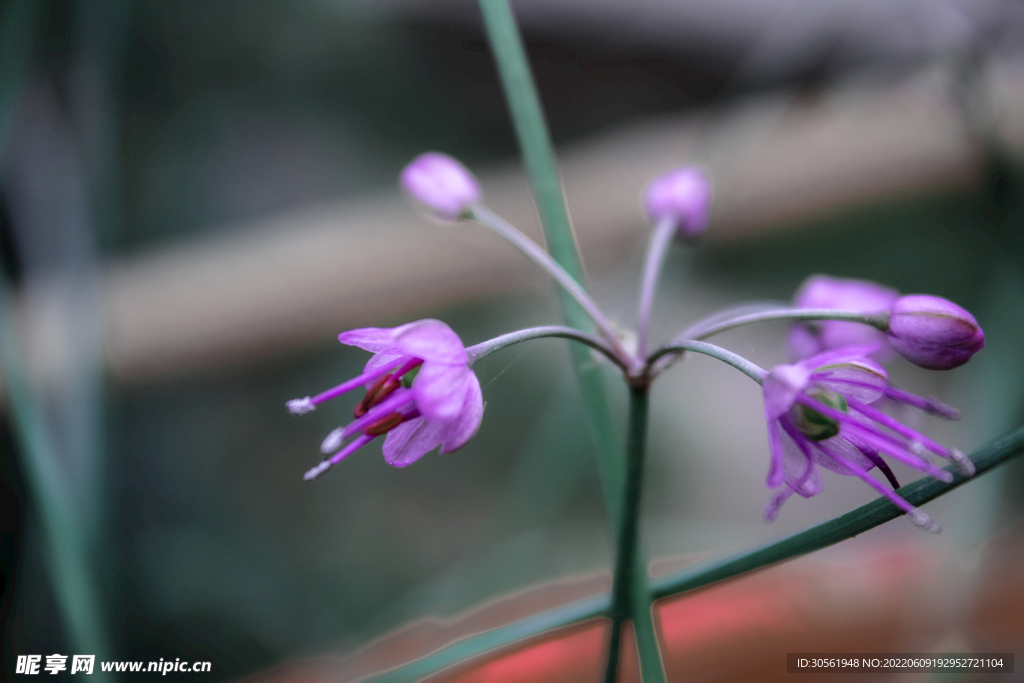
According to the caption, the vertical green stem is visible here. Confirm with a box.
[477,0,626,521]
[605,388,665,682]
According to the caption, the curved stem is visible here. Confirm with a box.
[465,325,629,374]
[681,308,890,342]
[470,204,630,364]
[605,388,665,683]
[635,217,676,364]
[649,340,767,384]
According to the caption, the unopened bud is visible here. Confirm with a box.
[643,166,712,239]
[400,152,481,220]
[887,295,985,370]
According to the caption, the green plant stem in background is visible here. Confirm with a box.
[0,0,113,674]
[605,388,666,683]
[0,283,113,668]
[477,0,626,522]
[363,425,1024,683]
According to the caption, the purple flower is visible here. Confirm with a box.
[887,295,985,370]
[400,152,481,220]
[288,319,483,478]
[762,344,968,532]
[789,275,899,360]
[643,166,712,239]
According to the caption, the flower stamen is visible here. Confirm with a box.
[363,412,407,436]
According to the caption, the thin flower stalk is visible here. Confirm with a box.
[469,203,631,364]
[464,325,628,373]
[635,215,676,363]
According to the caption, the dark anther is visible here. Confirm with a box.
[354,374,401,418]
[363,412,405,437]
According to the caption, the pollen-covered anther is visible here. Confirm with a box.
[304,460,332,481]
[320,428,344,454]
[907,509,942,534]
[287,397,315,415]
[950,448,976,477]
[363,412,407,437]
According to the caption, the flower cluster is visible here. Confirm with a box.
[287,150,986,535]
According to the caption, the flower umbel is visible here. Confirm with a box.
[288,319,483,478]
[762,344,967,532]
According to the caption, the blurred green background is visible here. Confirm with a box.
[2,1,1024,681]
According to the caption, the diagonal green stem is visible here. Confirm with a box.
[605,388,665,682]
[361,425,1024,683]
[477,0,626,523]
[0,282,113,665]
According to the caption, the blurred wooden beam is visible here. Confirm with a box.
[17,68,1024,384]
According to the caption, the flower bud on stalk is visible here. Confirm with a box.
[643,166,712,239]
[887,295,985,370]
[400,152,481,220]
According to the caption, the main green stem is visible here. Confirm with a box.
[478,0,626,522]
[605,388,665,682]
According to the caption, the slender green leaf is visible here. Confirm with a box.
[360,426,1024,683]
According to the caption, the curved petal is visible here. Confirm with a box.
[413,363,474,422]
[393,319,467,365]
[439,372,484,453]
[779,420,823,497]
[763,364,811,419]
[813,431,875,475]
[382,417,445,467]
[339,327,404,355]
[765,418,786,488]
[811,358,887,403]
[796,343,882,372]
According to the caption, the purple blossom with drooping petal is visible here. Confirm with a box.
[789,275,900,361]
[761,343,968,532]
[400,152,481,220]
[643,166,712,239]
[288,319,483,478]
[887,295,985,370]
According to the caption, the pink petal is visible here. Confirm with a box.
[765,419,786,488]
[413,363,475,422]
[338,327,405,355]
[796,343,882,372]
[393,319,467,365]
[382,417,445,467]
[763,364,811,419]
[811,358,887,403]
[439,372,484,453]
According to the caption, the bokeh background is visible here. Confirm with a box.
[2,1,1024,681]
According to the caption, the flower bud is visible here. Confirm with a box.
[887,295,985,370]
[643,166,712,239]
[789,275,899,360]
[401,152,481,220]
